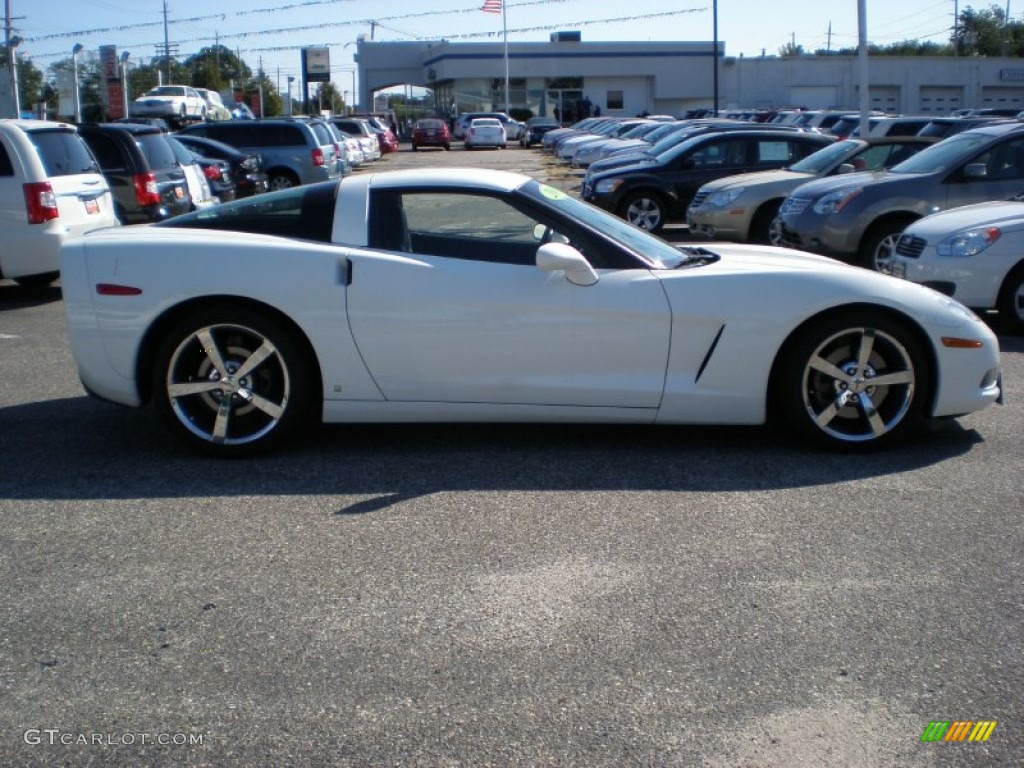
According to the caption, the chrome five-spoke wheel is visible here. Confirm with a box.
[779,312,929,448]
[156,308,312,454]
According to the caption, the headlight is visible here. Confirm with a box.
[707,187,745,208]
[936,226,1001,257]
[594,178,624,195]
[812,187,862,215]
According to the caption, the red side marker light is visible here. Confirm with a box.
[96,283,143,296]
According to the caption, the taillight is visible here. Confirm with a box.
[202,164,222,181]
[23,182,59,224]
[132,172,161,207]
[312,147,325,167]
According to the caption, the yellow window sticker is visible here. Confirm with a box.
[539,184,568,201]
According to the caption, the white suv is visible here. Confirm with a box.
[0,120,118,286]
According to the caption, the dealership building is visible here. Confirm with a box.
[353,34,1024,119]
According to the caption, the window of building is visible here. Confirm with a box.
[606,90,624,110]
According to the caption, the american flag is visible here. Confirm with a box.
[481,0,502,13]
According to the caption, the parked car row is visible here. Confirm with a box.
[0,111,406,285]
[680,117,1024,332]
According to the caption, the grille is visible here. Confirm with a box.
[780,197,810,216]
[690,190,710,208]
[895,234,926,258]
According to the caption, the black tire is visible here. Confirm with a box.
[859,218,913,272]
[776,310,930,450]
[619,190,668,232]
[13,271,59,287]
[750,201,783,244]
[443,143,450,151]
[153,306,316,456]
[268,171,299,191]
[996,262,1024,335]
[411,143,418,151]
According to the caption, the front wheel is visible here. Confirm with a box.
[776,311,929,449]
[750,201,783,244]
[859,219,913,272]
[619,190,667,232]
[153,307,315,455]
[996,262,1024,335]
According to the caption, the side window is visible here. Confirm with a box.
[789,139,825,163]
[853,144,898,171]
[755,140,794,166]
[0,142,13,176]
[371,191,574,266]
[692,139,747,167]
[977,139,1024,180]
[274,126,305,147]
[159,183,336,242]
[83,134,125,171]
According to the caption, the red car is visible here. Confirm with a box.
[411,118,451,151]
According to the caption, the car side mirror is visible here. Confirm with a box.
[536,243,599,286]
[836,163,856,175]
[964,162,988,179]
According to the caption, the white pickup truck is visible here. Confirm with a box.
[131,85,207,120]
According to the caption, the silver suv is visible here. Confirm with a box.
[178,118,342,190]
[0,120,117,286]
[778,121,1024,270]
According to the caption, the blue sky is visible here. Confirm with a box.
[25,0,962,89]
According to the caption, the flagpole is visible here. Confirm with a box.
[502,1,510,113]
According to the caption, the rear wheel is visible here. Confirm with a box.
[153,306,315,456]
[996,262,1024,335]
[268,171,298,191]
[619,190,667,232]
[777,311,929,449]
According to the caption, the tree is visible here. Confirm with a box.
[778,42,805,57]
[957,4,1024,56]
[182,46,251,91]
[1,46,45,112]
[317,81,343,114]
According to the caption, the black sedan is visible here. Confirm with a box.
[173,134,269,199]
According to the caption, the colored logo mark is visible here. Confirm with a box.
[920,720,997,742]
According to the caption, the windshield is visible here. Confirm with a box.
[888,132,994,174]
[148,86,184,97]
[517,179,686,269]
[787,140,860,174]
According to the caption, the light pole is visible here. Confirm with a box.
[72,43,83,123]
[8,34,21,118]
[287,75,294,116]
[120,51,130,119]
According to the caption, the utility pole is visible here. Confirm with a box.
[4,0,20,118]
[163,0,171,82]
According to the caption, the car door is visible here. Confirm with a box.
[666,135,752,209]
[345,188,672,409]
[946,136,1024,207]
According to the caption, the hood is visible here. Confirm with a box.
[700,169,813,192]
[905,200,1024,236]
[683,242,854,273]
[789,169,924,199]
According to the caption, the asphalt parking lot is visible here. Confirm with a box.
[1,142,1022,767]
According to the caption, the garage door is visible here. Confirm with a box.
[919,86,963,114]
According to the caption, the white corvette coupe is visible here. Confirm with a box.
[60,169,1002,455]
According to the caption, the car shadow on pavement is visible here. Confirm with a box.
[0,282,61,310]
[0,395,985,506]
